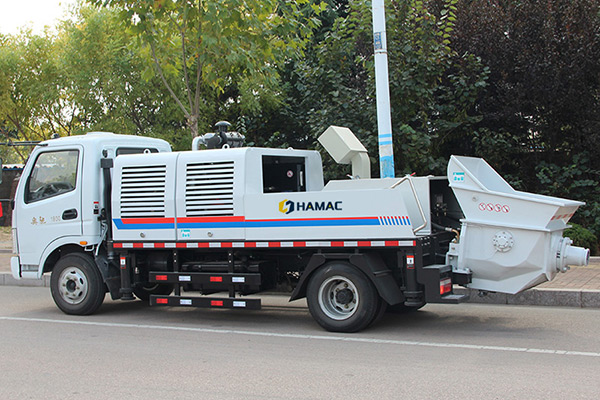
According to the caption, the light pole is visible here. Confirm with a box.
[372,0,395,178]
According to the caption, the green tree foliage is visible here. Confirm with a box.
[0,30,69,161]
[240,0,487,179]
[59,6,188,144]
[453,0,600,236]
[91,0,323,138]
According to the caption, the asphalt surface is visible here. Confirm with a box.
[1,286,599,399]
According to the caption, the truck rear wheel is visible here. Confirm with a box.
[307,262,378,333]
[50,253,105,315]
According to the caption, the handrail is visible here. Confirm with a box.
[389,176,427,233]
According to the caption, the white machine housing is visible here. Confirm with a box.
[111,147,422,243]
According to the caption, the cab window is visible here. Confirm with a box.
[26,150,79,203]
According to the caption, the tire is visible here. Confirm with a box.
[50,253,105,315]
[371,297,388,325]
[133,283,174,302]
[306,262,379,333]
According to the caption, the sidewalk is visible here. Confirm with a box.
[453,259,600,308]
[1,240,599,308]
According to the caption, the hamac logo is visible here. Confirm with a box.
[278,199,294,214]
[279,199,342,214]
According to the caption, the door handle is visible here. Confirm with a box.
[62,209,78,220]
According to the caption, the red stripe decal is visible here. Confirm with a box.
[133,243,143,248]
[113,243,123,248]
[154,243,165,248]
[121,218,175,224]
[247,216,378,222]
[385,240,399,246]
[331,241,345,247]
[178,216,245,223]
[221,242,233,248]
[357,241,371,247]
[293,241,306,247]
[176,243,187,248]
[245,242,257,248]
[268,242,281,247]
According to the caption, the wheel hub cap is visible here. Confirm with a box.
[58,267,88,305]
[318,276,359,321]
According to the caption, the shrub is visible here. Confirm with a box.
[564,223,598,256]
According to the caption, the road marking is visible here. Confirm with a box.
[2,316,600,358]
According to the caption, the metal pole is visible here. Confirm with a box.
[372,0,395,178]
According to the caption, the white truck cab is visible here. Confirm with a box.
[11,132,171,279]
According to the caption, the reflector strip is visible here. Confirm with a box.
[156,298,168,304]
[155,275,168,281]
[178,275,191,282]
[232,277,245,283]
[114,240,416,249]
[440,278,452,295]
[233,301,246,308]
[210,276,223,283]
[211,300,224,307]
[551,213,575,221]
[180,299,192,306]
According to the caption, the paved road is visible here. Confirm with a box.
[1,286,600,399]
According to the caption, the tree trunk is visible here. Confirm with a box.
[188,114,199,138]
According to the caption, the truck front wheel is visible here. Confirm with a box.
[307,262,378,333]
[50,253,105,315]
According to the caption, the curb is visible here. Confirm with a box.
[2,272,599,309]
[1,273,50,287]
[454,287,600,308]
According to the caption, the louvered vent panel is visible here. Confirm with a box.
[120,165,166,218]
[186,161,234,216]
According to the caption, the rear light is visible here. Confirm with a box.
[155,275,168,281]
[211,300,224,307]
[210,276,223,282]
[440,278,452,295]
[156,298,169,304]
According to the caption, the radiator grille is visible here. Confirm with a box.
[186,161,234,216]
[120,165,166,218]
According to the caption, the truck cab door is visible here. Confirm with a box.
[14,146,83,269]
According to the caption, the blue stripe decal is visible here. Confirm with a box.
[182,219,380,228]
[113,219,175,230]
[114,218,381,230]
[248,219,380,228]
[178,222,246,229]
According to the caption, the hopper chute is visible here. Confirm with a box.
[446,155,589,294]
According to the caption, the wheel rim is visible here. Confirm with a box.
[317,275,359,321]
[58,267,88,305]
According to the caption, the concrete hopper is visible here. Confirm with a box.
[446,156,589,294]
